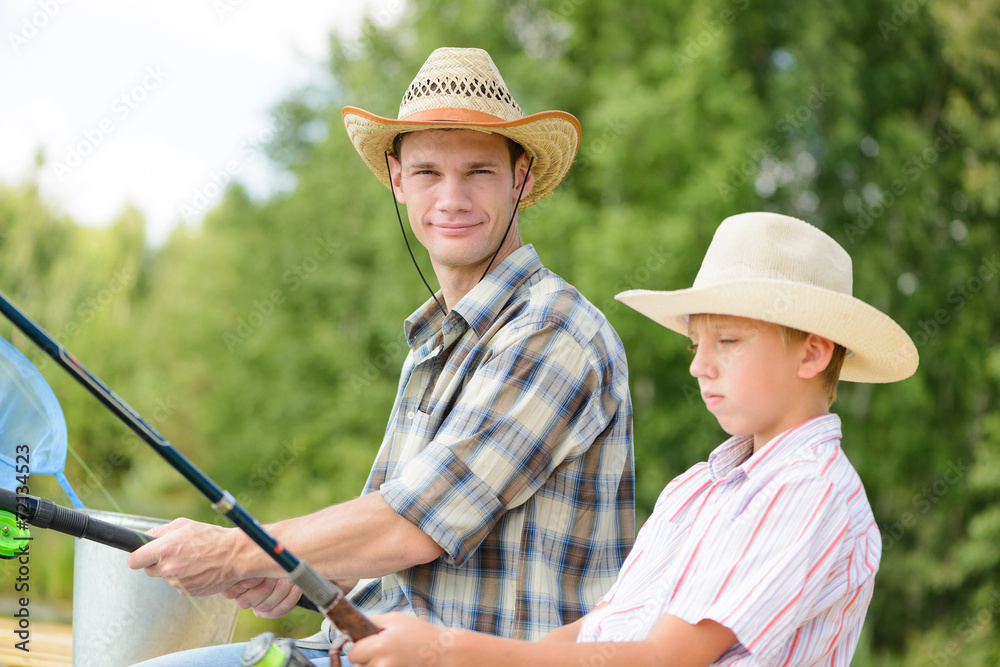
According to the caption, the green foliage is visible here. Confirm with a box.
[1,0,997,661]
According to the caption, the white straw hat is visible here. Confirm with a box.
[616,212,918,383]
[342,47,580,208]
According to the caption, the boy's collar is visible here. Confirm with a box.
[707,414,843,481]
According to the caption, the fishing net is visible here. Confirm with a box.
[0,336,83,508]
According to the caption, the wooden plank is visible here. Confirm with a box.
[0,617,72,667]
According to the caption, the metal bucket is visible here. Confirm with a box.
[72,509,240,666]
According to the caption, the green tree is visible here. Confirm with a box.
[2,0,997,660]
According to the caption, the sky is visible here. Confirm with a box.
[1,0,403,245]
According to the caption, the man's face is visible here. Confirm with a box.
[387,129,533,278]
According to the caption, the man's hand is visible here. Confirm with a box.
[127,518,243,597]
[223,577,303,618]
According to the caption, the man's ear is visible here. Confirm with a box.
[513,154,535,203]
[798,334,835,380]
[387,154,406,204]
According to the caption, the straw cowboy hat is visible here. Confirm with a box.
[616,212,919,383]
[342,47,581,208]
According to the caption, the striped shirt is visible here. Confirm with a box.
[577,414,880,665]
[341,244,634,640]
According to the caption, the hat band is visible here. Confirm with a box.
[400,107,510,123]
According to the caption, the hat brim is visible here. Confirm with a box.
[616,281,918,383]
[342,106,581,209]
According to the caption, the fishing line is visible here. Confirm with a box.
[384,151,534,313]
[0,291,378,639]
[479,155,533,282]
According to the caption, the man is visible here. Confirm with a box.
[129,47,634,666]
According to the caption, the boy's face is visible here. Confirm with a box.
[687,314,823,450]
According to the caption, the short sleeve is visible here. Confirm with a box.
[380,323,610,566]
[665,477,853,659]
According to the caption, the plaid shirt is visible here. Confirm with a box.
[578,414,879,665]
[345,244,634,640]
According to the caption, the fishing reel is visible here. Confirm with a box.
[0,510,30,559]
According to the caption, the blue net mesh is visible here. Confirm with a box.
[0,336,83,508]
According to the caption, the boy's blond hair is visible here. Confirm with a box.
[688,314,847,405]
[776,325,847,405]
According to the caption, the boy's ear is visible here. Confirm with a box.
[798,334,835,380]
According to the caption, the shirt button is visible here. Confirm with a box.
[406,411,415,420]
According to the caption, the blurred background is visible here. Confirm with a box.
[1,0,998,664]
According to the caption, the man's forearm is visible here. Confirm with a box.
[234,491,445,581]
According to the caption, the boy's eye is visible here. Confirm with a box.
[687,343,699,353]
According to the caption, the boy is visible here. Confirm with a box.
[344,212,918,666]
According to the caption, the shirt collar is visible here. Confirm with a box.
[706,413,843,481]
[404,244,544,349]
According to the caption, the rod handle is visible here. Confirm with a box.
[290,559,381,640]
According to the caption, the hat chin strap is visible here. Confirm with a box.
[385,151,448,317]
[478,155,533,282]
[383,153,533,318]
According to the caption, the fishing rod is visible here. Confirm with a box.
[0,487,323,611]
[0,291,373,638]
[0,486,148,553]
